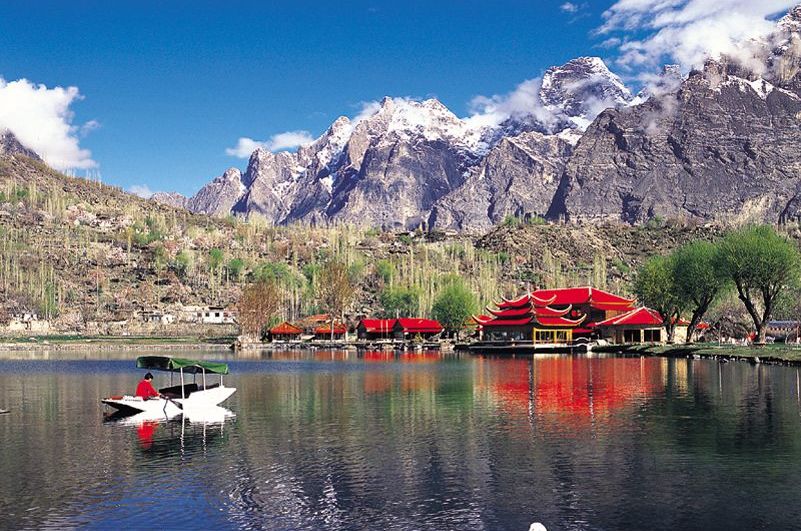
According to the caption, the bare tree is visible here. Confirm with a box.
[316,260,358,340]
[237,280,282,339]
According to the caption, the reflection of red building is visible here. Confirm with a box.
[476,356,664,425]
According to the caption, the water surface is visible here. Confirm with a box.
[2,350,801,530]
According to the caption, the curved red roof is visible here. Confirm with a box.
[535,315,587,327]
[496,293,558,309]
[473,315,534,327]
[533,287,635,308]
[487,306,534,318]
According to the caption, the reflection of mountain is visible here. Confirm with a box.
[7,355,801,529]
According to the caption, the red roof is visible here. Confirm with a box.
[473,315,534,327]
[487,306,533,318]
[395,318,443,334]
[270,321,303,335]
[533,287,635,309]
[536,315,587,327]
[314,323,348,335]
[496,292,557,309]
[358,319,397,333]
[596,307,663,327]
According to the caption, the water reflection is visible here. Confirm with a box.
[3,352,801,530]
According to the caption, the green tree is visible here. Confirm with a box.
[431,276,478,339]
[379,286,420,318]
[208,248,225,273]
[173,250,193,278]
[634,255,684,342]
[375,259,395,285]
[716,225,801,343]
[227,258,246,283]
[673,241,727,343]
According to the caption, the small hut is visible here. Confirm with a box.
[357,319,396,340]
[596,307,665,344]
[393,318,443,340]
[314,323,348,340]
[269,321,303,341]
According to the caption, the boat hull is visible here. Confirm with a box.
[102,386,236,417]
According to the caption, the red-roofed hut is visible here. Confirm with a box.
[596,307,665,343]
[357,319,396,340]
[314,322,348,340]
[269,321,303,341]
[393,318,443,340]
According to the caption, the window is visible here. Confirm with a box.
[555,330,568,343]
[535,330,554,343]
[623,329,641,343]
[643,329,661,343]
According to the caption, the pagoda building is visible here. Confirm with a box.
[474,287,637,344]
[473,292,587,344]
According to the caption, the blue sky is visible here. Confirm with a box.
[0,1,796,196]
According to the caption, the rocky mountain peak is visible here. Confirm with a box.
[540,56,633,128]
[0,130,41,161]
[780,5,801,30]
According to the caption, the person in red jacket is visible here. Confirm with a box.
[136,372,161,399]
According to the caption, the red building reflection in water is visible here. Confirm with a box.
[476,356,665,424]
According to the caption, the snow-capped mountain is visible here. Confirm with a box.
[172,55,635,230]
[539,56,633,130]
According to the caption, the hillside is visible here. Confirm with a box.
[5,147,780,335]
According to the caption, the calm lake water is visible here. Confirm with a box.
[2,350,801,530]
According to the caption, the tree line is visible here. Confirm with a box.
[635,225,800,344]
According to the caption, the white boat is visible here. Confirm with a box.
[102,355,236,417]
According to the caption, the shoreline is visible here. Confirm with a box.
[594,343,801,367]
[0,335,235,352]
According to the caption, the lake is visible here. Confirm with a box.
[2,350,801,530]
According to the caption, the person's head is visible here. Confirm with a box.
[144,372,153,381]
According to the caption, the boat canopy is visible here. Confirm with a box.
[136,356,229,375]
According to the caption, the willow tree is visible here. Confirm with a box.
[237,280,282,339]
[634,254,684,342]
[673,240,727,343]
[716,225,801,344]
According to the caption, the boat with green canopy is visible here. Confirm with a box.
[102,355,236,417]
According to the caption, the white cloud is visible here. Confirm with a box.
[0,77,97,170]
[599,0,797,71]
[226,130,315,158]
[128,184,154,199]
[465,78,562,131]
[561,2,580,13]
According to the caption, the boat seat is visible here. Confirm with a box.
[158,383,199,399]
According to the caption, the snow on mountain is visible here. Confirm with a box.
[539,56,633,129]
[173,56,641,229]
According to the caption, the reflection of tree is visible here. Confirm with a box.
[7,355,801,529]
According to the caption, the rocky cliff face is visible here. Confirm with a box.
[175,57,631,230]
[169,6,801,230]
[0,130,41,161]
[150,192,188,209]
[549,7,801,225]
[431,132,573,231]
[187,167,245,216]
